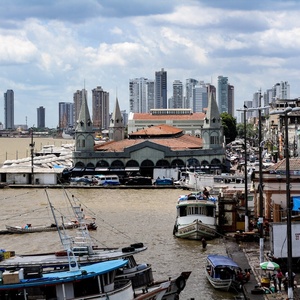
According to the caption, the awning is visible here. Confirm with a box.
[72,167,84,172]
[95,167,109,172]
[125,167,140,171]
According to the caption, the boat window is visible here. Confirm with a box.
[207,207,215,217]
[74,277,100,297]
[179,206,187,216]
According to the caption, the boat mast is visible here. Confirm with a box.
[45,189,79,271]
[62,188,95,255]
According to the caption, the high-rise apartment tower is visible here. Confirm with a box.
[37,106,45,128]
[92,86,109,130]
[155,68,167,109]
[4,89,14,130]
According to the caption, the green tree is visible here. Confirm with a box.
[220,112,237,143]
[236,122,257,145]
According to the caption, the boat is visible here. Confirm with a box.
[173,191,217,240]
[154,177,173,186]
[0,191,191,299]
[5,223,77,233]
[0,257,135,300]
[0,249,173,300]
[205,254,242,292]
[178,170,214,190]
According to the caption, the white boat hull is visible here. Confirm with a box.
[174,219,217,240]
[205,255,242,292]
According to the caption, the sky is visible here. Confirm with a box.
[1,0,300,128]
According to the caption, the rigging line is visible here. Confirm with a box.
[63,189,96,218]
[0,189,40,201]
[93,216,136,241]
[0,206,50,222]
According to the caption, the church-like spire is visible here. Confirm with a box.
[203,91,221,129]
[110,97,123,127]
[76,89,93,132]
[109,97,124,141]
[202,89,223,149]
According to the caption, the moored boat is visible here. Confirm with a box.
[0,255,136,300]
[173,191,217,240]
[5,223,77,233]
[205,254,242,292]
[0,190,191,300]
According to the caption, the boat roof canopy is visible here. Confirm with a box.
[207,255,239,268]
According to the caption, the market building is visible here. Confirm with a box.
[71,91,227,179]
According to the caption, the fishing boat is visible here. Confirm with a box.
[5,223,77,233]
[205,254,242,292]
[0,256,134,300]
[0,249,173,300]
[173,191,217,240]
[0,191,191,299]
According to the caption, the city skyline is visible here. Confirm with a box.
[1,78,294,130]
[1,1,300,127]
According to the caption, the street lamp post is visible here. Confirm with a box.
[270,105,299,300]
[248,93,269,264]
[258,105,264,264]
[29,128,35,185]
[237,106,249,232]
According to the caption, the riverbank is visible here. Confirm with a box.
[1,184,177,189]
[226,236,299,300]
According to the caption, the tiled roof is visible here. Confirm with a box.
[129,124,182,136]
[132,112,205,120]
[267,158,300,171]
[94,135,203,152]
[94,123,203,152]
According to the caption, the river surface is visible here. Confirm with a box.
[0,138,239,300]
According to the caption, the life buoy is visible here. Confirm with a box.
[122,246,135,253]
[130,242,144,249]
[175,275,186,292]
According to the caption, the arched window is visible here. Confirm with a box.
[156,159,170,168]
[171,159,185,168]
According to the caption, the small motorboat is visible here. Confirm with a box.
[205,254,242,292]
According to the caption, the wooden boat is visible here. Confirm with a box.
[205,254,242,292]
[0,191,191,300]
[0,257,135,300]
[173,191,217,240]
[0,251,173,300]
[5,223,77,233]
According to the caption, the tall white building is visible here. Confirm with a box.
[194,81,208,113]
[173,80,183,108]
[129,78,154,113]
[185,78,198,109]
[273,81,290,100]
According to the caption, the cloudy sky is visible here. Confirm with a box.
[1,0,300,128]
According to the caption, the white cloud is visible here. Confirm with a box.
[0,0,300,128]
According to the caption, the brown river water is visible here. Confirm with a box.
[0,138,238,300]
